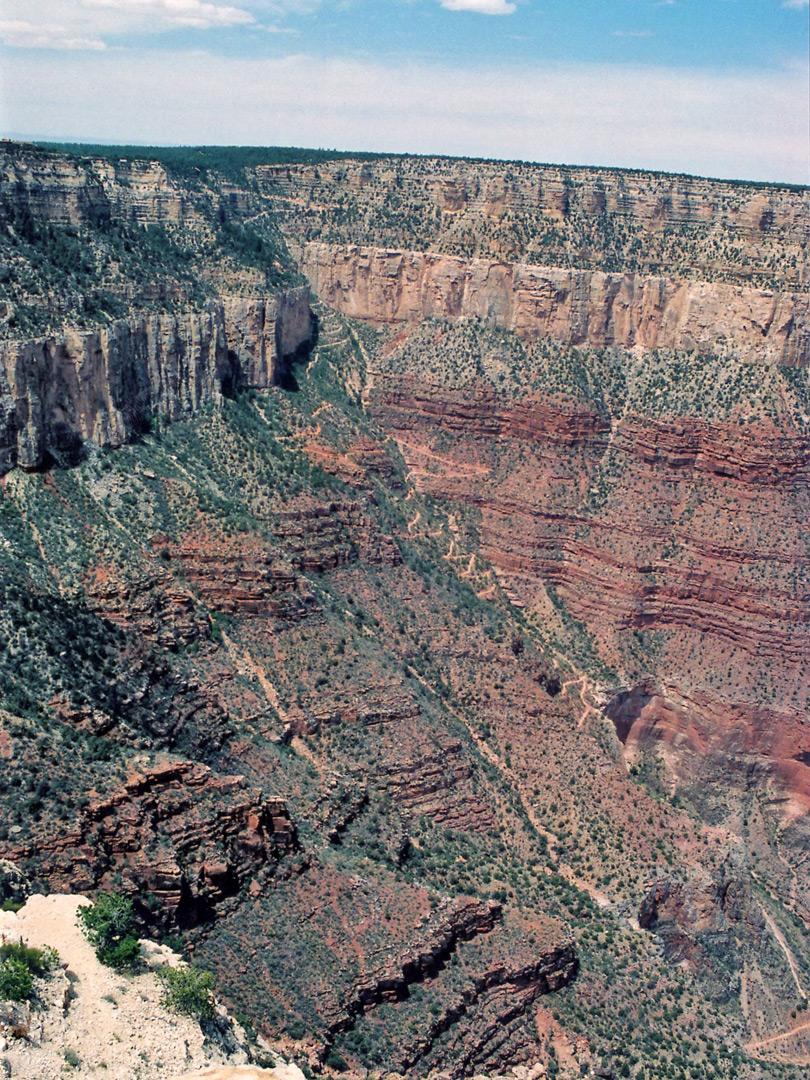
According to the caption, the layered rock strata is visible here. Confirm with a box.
[302,243,808,364]
[261,157,810,288]
[0,760,298,929]
[365,360,810,889]
[638,870,765,967]
[417,943,580,1079]
[336,897,502,1029]
[0,146,188,229]
[0,289,312,473]
[370,379,810,666]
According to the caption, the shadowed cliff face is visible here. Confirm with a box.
[0,290,312,473]
[0,143,316,473]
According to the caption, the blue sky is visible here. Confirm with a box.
[0,1,808,182]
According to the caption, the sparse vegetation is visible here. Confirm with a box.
[0,143,807,1080]
[0,940,59,1001]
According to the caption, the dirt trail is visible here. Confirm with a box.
[404,664,609,910]
[560,674,598,729]
[395,438,490,476]
[746,1018,810,1052]
[172,1069,304,1080]
[759,903,807,1000]
[221,630,287,723]
[460,553,477,578]
[775,843,808,919]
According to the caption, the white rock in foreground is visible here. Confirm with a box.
[0,893,252,1079]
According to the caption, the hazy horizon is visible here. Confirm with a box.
[1,1,808,185]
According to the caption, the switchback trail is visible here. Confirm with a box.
[746,1018,810,1052]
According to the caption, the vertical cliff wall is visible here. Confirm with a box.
[262,158,810,289]
[0,288,312,474]
[302,243,809,366]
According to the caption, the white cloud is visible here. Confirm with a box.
[1,51,807,185]
[0,19,106,49]
[440,0,517,15]
[0,0,261,48]
[781,0,808,8]
[82,0,256,29]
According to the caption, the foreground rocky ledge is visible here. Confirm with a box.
[0,894,256,1079]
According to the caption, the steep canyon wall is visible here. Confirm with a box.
[0,289,312,473]
[303,243,809,365]
[263,157,810,289]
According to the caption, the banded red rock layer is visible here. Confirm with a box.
[191,859,576,1075]
[372,379,810,653]
[368,375,810,831]
[609,683,810,821]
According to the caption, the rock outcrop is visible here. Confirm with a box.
[262,157,810,288]
[0,290,312,473]
[412,942,580,1079]
[302,243,808,365]
[338,898,578,1078]
[638,869,765,968]
[335,897,503,1030]
[0,894,256,1080]
[1,760,298,930]
[0,142,234,232]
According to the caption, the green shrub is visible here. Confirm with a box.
[0,955,32,1001]
[0,941,58,976]
[158,964,215,1020]
[77,894,141,971]
[0,940,58,1000]
[326,1049,348,1072]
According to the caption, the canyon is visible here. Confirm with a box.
[0,142,808,1080]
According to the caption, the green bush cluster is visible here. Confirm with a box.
[77,893,141,971]
[158,964,216,1020]
[0,940,59,1001]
